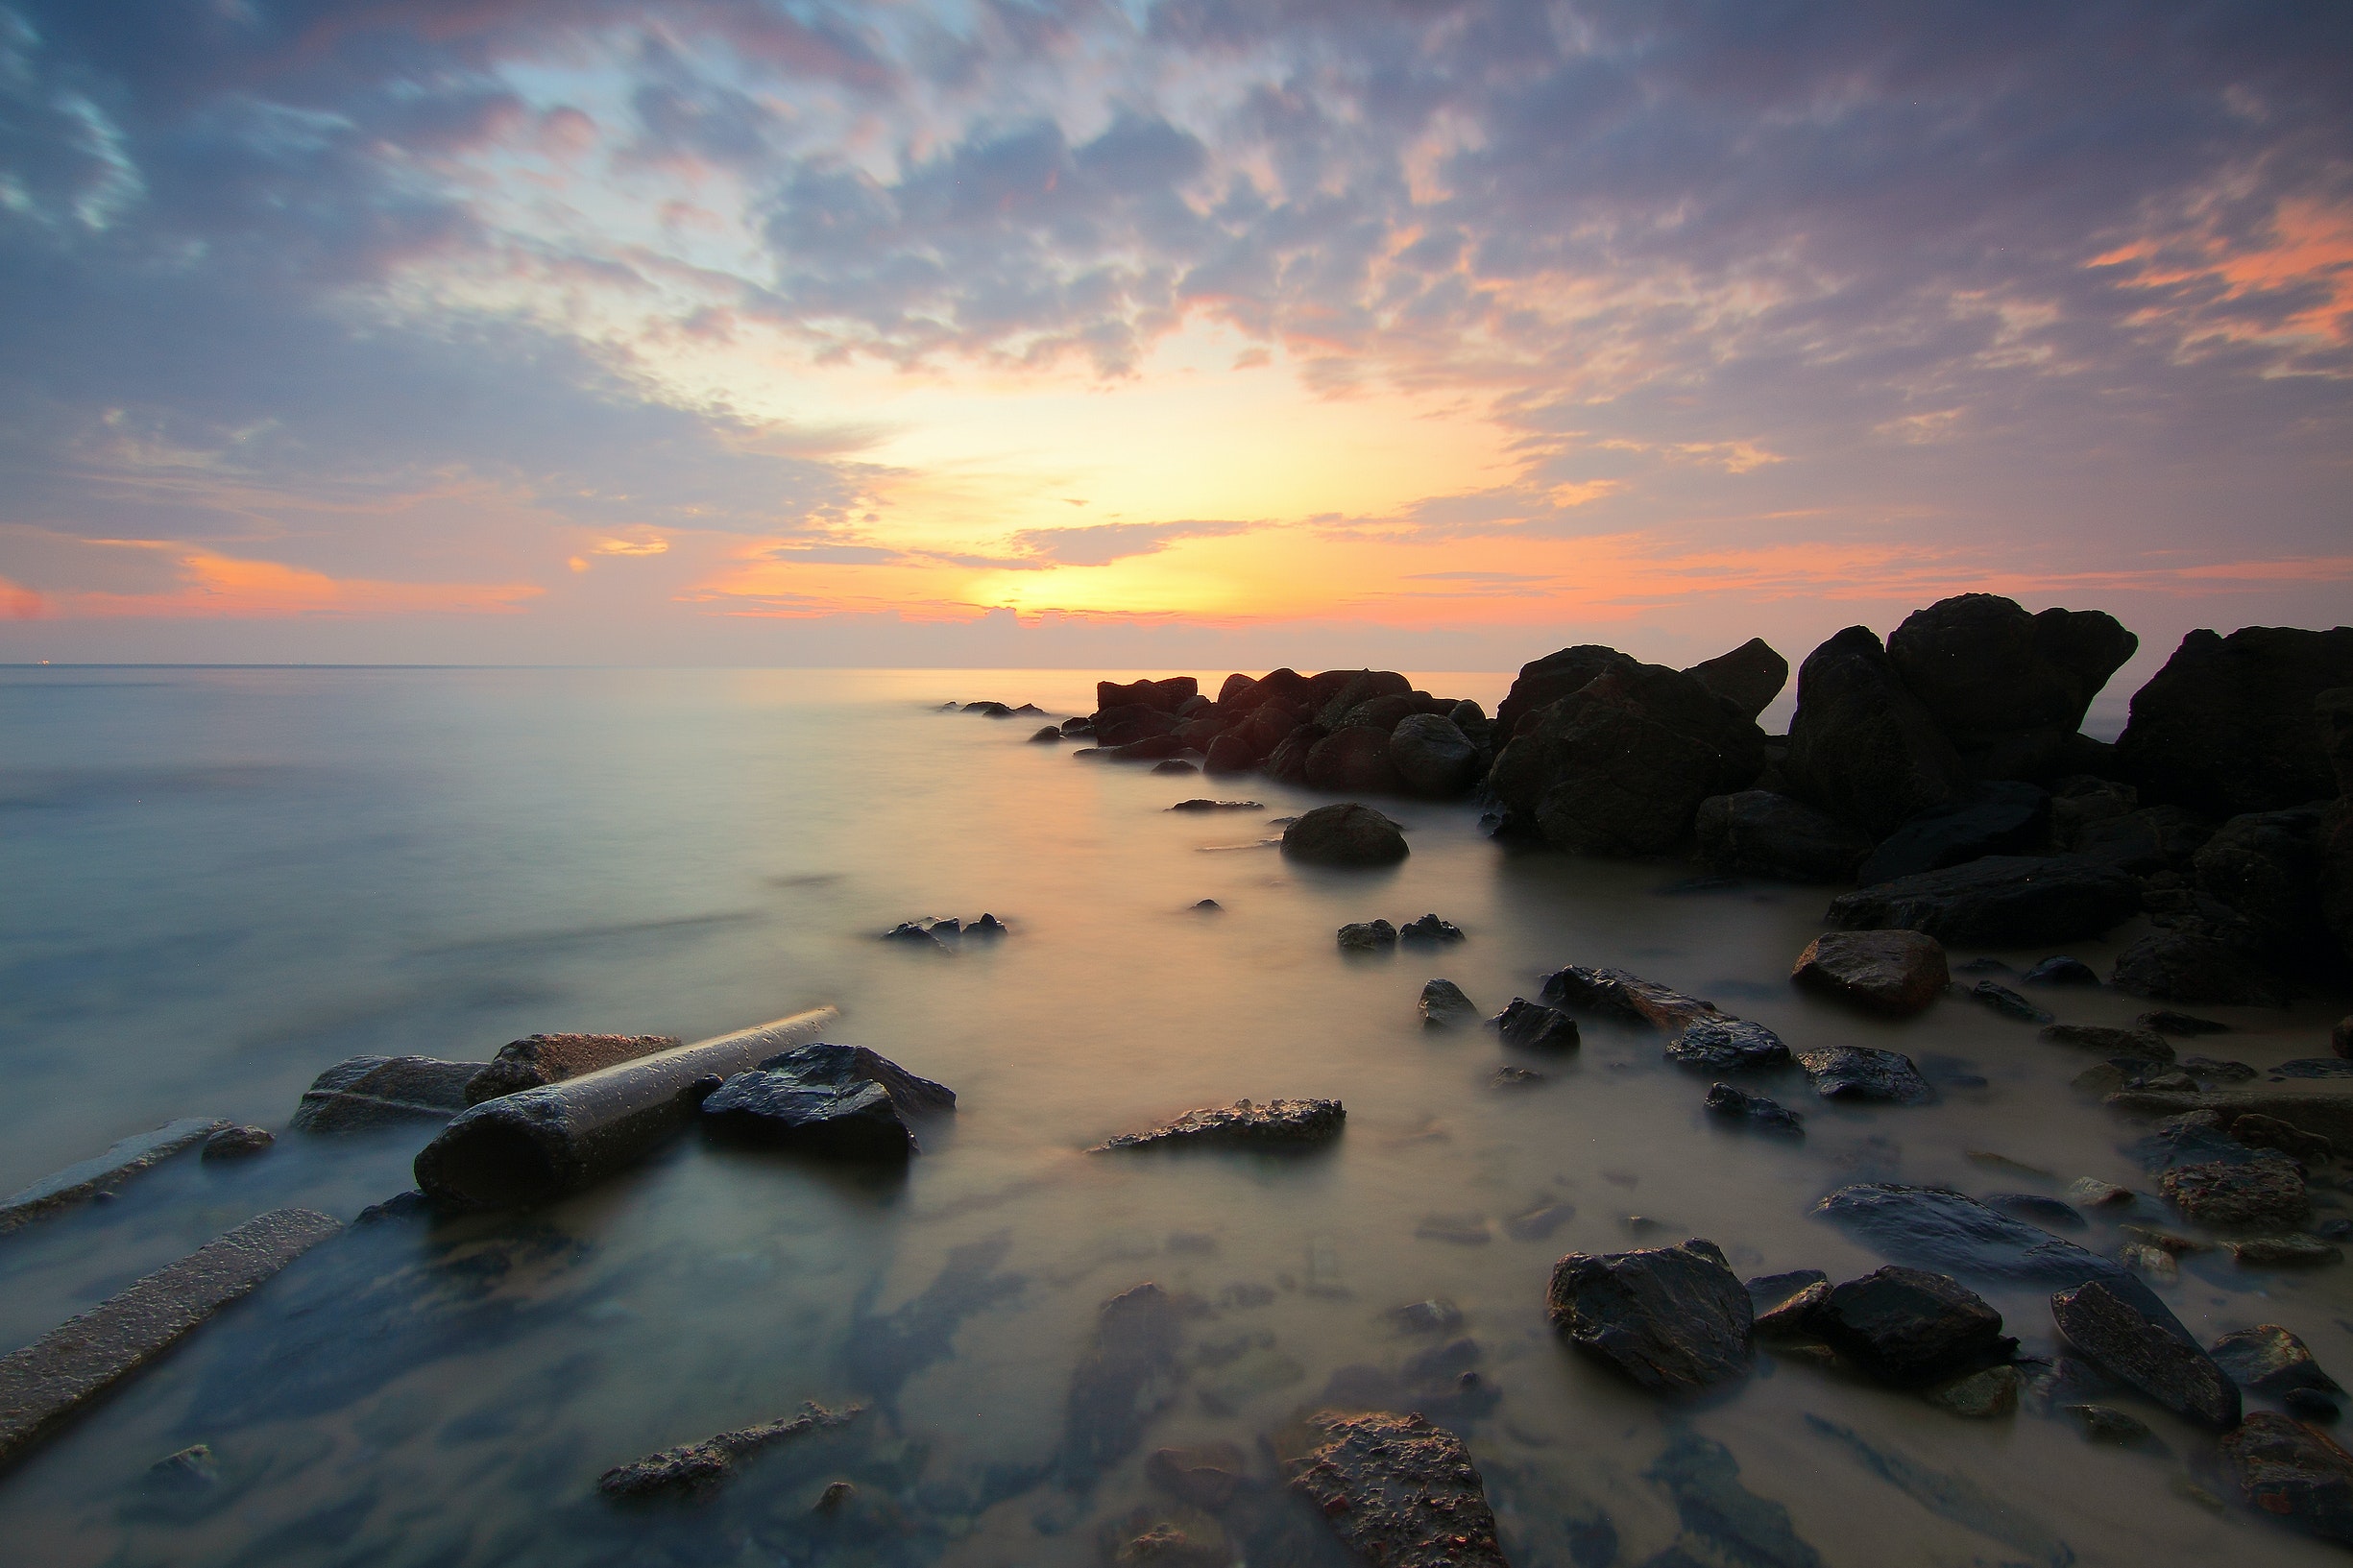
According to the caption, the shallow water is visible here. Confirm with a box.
[1,665,2348,1568]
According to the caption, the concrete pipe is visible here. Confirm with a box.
[414,1007,837,1208]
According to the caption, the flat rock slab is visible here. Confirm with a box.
[1809,1266,2011,1386]
[1825,854,2140,947]
[1546,1238,1753,1393]
[1669,1018,1790,1072]
[0,1207,342,1468]
[1792,930,1950,1016]
[1279,1411,1508,1568]
[292,1055,483,1132]
[0,1118,226,1234]
[2219,1413,2353,1548]
[1796,1047,1934,1103]
[2159,1149,2309,1229]
[2050,1280,2239,1428]
[599,1403,859,1500]
[465,1033,680,1105]
[1094,1098,1343,1152]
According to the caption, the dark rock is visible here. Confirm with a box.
[144,1442,219,1494]
[1095,706,1184,747]
[2195,804,2329,956]
[1099,677,1200,715]
[1419,979,1480,1027]
[1147,1441,1249,1510]
[1858,783,2052,885]
[2233,1113,2334,1160]
[1544,1238,1754,1392]
[1795,1047,1934,1104]
[1107,735,1197,762]
[1970,981,2051,1022]
[1202,731,1255,773]
[702,1044,957,1160]
[2115,625,2353,816]
[464,1033,681,1105]
[1705,1084,1804,1134]
[2050,1280,2240,1428]
[2328,798,2353,968]
[1803,1413,2077,1568]
[2022,955,2099,986]
[1152,759,1200,775]
[882,920,951,947]
[2040,1024,2172,1062]
[2062,1404,2161,1448]
[963,700,1014,716]
[2211,1325,2344,1396]
[0,1118,227,1234]
[2183,1054,2257,1081]
[1807,1266,2012,1386]
[2218,1412,2353,1548]
[1981,1194,2086,1231]
[2230,1234,2344,1267]
[201,1125,275,1161]
[1192,899,1221,911]
[1539,964,1719,1031]
[1666,1017,1791,1072]
[291,1055,482,1132]
[2290,1388,2344,1422]
[1783,626,1968,837]
[1219,668,1313,715]
[1279,1411,1508,1568]
[1062,716,1096,736]
[1645,1427,1823,1568]
[2111,927,2287,1005]
[2139,1009,2228,1035]
[1337,920,1397,952]
[2071,804,2213,874]
[1694,789,1871,882]
[1031,726,1063,742]
[1341,693,1419,733]
[1397,913,1465,944]
[1281,803,1407,867]
[1924,1363,2022,1417]
[1061,1283,1192,1482]
[2341,1016,2353,1058]
[1747,1270,1831,1336]
[1310,669,1413,730]
[2159,1149,2308,1228]
[1305,725,1404,794]
[598,1404,859,1500]
[1167,798,1263,812]
[1493,644,1634,736]
[1885,594,2136,781]
[1824,855,2139,946]
[1093,1099,1344,1152]
[1682,637,1790,721]
[1491,1066,1545,1089]
[1791,929,1949,1016]
[968,912,1007,937]
[1491,998,1581,1051]
[2050,774,2138,843]
[1813,1184,2180,1313]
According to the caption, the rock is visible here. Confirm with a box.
[1801,1413,2076,1568]
[1305,725,1404,793]
[1545,1238,1754,1392]
[598,1403,859,1500]
[2111,927,2286,1006]
[2327,801,2353,968]
[1694,790,1871,882]
[1885,594,2137,780]
[1152,759,1200,775]
[1062,715,1096,736]
[1279,1411,1508,1568]
[1705,1083,1804,1134]
[1795,1047,1934,1104]
[1339,693,1419,733]
[1490,998,1581,1051]
[2231,1235,2343,1267]
[1682,637,1789,720]
[1923,1364,2020,1418]
[1539,964,1721,1031]
[1167,799,1263,812]
[702,1044,956,1160]
[2160,1149,2309,1228]
[1503,1200,1576,1240]
[1107,736,1197,762]
[1974,1194,2083,1232]
[1147,1442,1249,1509]
[2139,1008,2228,1035]
[1396,913,1465,944]
[1219,668,1314,715]
[2217,1411,2353,1549]
[290,1055,482,1132]
[144,1442,219,1493]
[1644,1427,1824,1568]
[2063,1404,2161,1448]
[1388,714,1482,797]
[2022,955,2099,985]
[2183,1055,2257,1082]
[968,912,1008,937]
[1310,669,1414,729]
[1666,1017,1791,1072]
[2039,1024,2172,1062]
[1202,732,1255,773]
[1031,726,1063,742]
[0,1118,226,1234]
[882,920,951,947]
[464,1033,681,1105]
[963,700,1014,715]
[1061,1283,1192,1481]
[2050,1279,2238,1427]
[2212,1325,2344,1395]
[1969,981,2051,1022]
[1094,1099,1344,1152]
[1419,979,1480,1028]
[2233,1112,2334,1160]
[0,1207,344,1468]
[1747,1270,1831,1336]
[2195,804,2329,956]
[201,1125,274,1161]
[1099,677,1200,715]
[1783,625,1968,837]
[2065,1178,2134,1209]
[1807,1266,2012,1386]
[1824,855,2140,947]
[1192,899,1221,912]
[2115,625,2353,816]
[1336,919,1397,951]
[2071,803,2215,875]
[1791,929,1949,1016]
[1814,1183,2182,1318]
[1858,784,2052,886]
[1493,644,1634,736]
[1491,1066,1545,1089]
[2339,1016,2353,1057]
[1281,803,1407,867]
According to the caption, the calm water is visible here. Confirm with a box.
[0,666,2346,1568]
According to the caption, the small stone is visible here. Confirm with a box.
[2024,955,2101,986]
[2230,1234,2344,1268]
[1418,979,1479,1027]
[2138,1009,2229,1036]
[1490,998,1580,1051]
[1969,981,2052,1023]
[201,1125,274,1161]
[1745,1270,1831,1337]
[1704,1083,1804,1134]
[2119,1243,2177,1281]
[1193,899,1222,911]
[1791,929,1950,1016]
[1337,920,1396,951]
[1388,1299,1464,1336]
[1923,1364,2019,1418]
[145,1443,219,1491]
[815,1481,856,1511]
[1396,914,1466,944]
[1503,1201,1576,1241]
[2160,1149,2309,1228]
[2061,1404,2162,1449]
[1167,799,1264,811]
[2120,1224,2212,1255]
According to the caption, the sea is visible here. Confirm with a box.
[0,665,2345,1567]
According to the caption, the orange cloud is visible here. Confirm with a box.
[6,546,541,619]
[2093,197,2353,352]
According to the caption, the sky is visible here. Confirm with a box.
[0,0,2347,680]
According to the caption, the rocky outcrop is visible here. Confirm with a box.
[598,1404,859,1500]
[1337,919,1397,951]
[2050,1280,2239,1428]
[1494,644,1634,737]
[1397,914,1465,944]
[2115,626,2353,815]
[1545,1238,1754,1392]
[701,1043,957,1159]
[1279,1411,1508,1568]
[1790,929,1949,1016]
[1682,637,1789,721]
[291,1055,482,1132]
[1884,594,2135,782]
[1856,783,2051,885]
[1824,855,2139,946]
[1695,790,1871,882]
[1807,1266,2012,1386]
[1281,803,1407,867]
[1389,714,1482,797]
[1093,1098,1344,1151]
[2218,1413,2353,1550]
[1783,626,1968,838]
[464,1033,681,1105]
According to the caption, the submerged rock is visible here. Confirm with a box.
[1923,1364,2021,1418]
[598,1403,859,1500]
[464,1032,681,1105]
[201,1125,274,1161]
[1279,1411,1508,1568]
[1807,1266,2011,1386]
[1336,919,1397,951]
[291,1055,481,1132]
[2040,1024,2173,1062]
[1790,929,1949,1016]
[2062,1404,2161,1449]
[1281,803,1408,867]
[1545,1238,1754,1393]
[1824,855,2139,947]
[1668,1018,1791,1072]
[2159,1149,2309,1229]
[2023,955,2100,985]
[1093,1099,1344,1152]
[0,1118,227,1234]
[2218,1412,2353,1550]
[2051,1280,2238,1428]
[1397,913,1466,944]
[2231,1235,2344,1268]
[1645,1426,1823,1568]
[1795,1047,1934,1104]
[1491,997,1582,1051]
[1062,1283,1192,1482]
[1980,1194,2085,1232]
[1813,1184,2179,1318]
[1166,799,1264,811]
[1969,981,2051,1023]
[700,1043,957,1160]
[1419,979,1480,1028]
[1802,1414,2075,1568]
[1694,790,1871,883]
[1705,1083,1804,1134]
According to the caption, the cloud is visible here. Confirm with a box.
[1009,519,1257,567]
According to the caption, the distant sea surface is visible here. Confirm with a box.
[0,666,2333,1568]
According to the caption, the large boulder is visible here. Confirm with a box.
[1885,594,2136,781]
[2195,804,2330,958]
[1825,854,2139,946]
[2115,626,2353,816]
[2111,926,2287,1006]
[1695,790,1870,882]
[1493,645,1633,737]
[1790,930,1949,1016]
[1388,714,1481,797]
[1783,626,1968,838]
[2326,798,2353,969]
[1097,677,1198,715]
[1305,726,1404,794]
[1486,663,1765,855]
[1339,693,1419,733]
[1282,803,1408,866]
[1312,669,1413,729]
[2069,804,2213,875]
[1220,668,1314,715]
[1856,783,2050,885]
[1681,637,1788,721]
[1262,723,1328,785]
[1806,1266,2011,1386]
[1545,1239,1753,1392]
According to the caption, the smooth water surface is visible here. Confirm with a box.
[1,667,2346,1568]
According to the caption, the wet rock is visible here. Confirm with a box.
[2218,1411,2353,1548]
[1924,1364,2021,1418]
[1747,1270,1831,1336]
[1814,1184,2178,1323]
[2072,803,2216,876]
[1336,919,1397,952]
[1305,726,1405,794]
[1419,979,1480,1028]
[968,912,1007,937]
[2231,1235,2343,1267]
[2159,1149,2309,1228]
[1153,759,1201,775]
[963,700,1014,716]
[1146,1442,1250,1510]
[1858,784,2053,885]
[1802,1413,2075,1568]
[598,1403,859,1500]
[1974,1194,2081,1234]
[2051,1280,2239,1428]
[2139,1009,2228,1035]
[701,1044,956,1160]
[1281,803,1408,867]
[1491,998,1581,1051]
[1397,913,1466,944]
[0,1119,226,1234]
[1389,714,1482,797]
[1031,725,1064,742]
[2234,1112,2335,1160]
[1491,1066,1545,1089]
[1645,1426,1823,1568]
[1795,1047,1935,1104]
[1167,799,1263,812]
[1705,1084,1804,1134]
[1807,1266,2013,1386]
[2213,1326,2344,1397]
[201,1125,274,1161]
[0,1208,344,1467]
[1784,626,1974,839]
[882,920,951,948]
[1545,1238,1754,1393]
[464,1033,681,1105]
[2023,955,2099,985]
[1694,789,1871,882]
[1279,1411,1508,1568]
[145,1442,219,1493]
[2040,1024,2173,1063]
[1094,1099,1344,1152]
[1791,929,1949,1016]
[2063,1404,2162,1448]
[2116,625,2353,817]
[2066,1177,2135,1209]
[1668,1018,1791,1072]
[2183,1055,2257,1082]
[1824,855,2140,946]
[1970,981,2051,1022]
[1062,1283,1193,1481]
[1683,637,1790,721]
[2111,926,2287,1006]
[291,1055,482,1132]
[1539,964,1719,1031]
